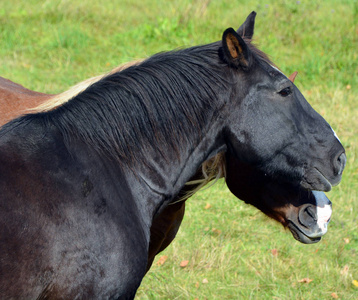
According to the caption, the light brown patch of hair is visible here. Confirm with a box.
[29,59,144,113]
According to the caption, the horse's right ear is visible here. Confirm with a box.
[221,27,252,70]
[288,71,298,83]
[237,11,257,39]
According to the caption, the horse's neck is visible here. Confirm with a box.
[131,121,227,219]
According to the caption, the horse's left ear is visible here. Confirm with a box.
[221,27,252,70]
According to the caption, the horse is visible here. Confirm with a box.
[0,13,314,272]
[0,11,345,299]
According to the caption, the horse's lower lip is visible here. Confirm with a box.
[288,221,322,244]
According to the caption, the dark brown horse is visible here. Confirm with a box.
[0,12,345,299]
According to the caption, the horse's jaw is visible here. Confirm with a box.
[287,191,332,244]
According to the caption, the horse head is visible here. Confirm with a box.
[223,12,344,243]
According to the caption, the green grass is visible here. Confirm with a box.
[1,0,357,299]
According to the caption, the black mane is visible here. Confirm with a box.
[43,43,230,166]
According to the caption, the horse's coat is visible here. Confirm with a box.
[0,11,345,299]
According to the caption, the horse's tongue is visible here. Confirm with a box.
[312,191,332,232]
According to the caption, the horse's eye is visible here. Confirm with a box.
[278,87,292,97]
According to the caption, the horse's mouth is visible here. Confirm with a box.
[287,221,322,244]
[301,168,333,192]
[286,190,332,244]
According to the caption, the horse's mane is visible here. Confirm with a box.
[30,37,272,114]
[24,37,271,200]
[39,43,229,169]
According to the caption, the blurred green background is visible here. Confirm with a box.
[1,0,357,299]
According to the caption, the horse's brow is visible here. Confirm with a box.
[269,64,287,78]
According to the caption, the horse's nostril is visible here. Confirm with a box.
[336,152,346,175]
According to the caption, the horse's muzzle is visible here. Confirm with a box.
[333,152,346,179]
[301,151,346,192]
[287,191,332,244]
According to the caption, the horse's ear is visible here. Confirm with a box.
[221,27,252,70]
[288,71,298,83]
[237,11,256,39]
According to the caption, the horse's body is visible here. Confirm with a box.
[0,12,345,299]
[0,68,208,275]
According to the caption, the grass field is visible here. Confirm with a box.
[1,0,357,299]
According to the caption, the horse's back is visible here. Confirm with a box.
[0,76,53,126]
[0,119,148,299]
